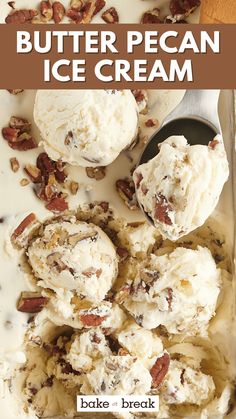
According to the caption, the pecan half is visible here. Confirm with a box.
[66,8,83,22]
[5,9,38,23]
[154,194,173,225]
[46,196,68,213]
[7,89,24,95]
[80,314,107,326]
[2,127,19,143]
[102,7,119,23]
[24,164,42,183]
[52,1,65,23]
[40,1,53,21]
[141,8,161,23]
[116,247,129,260]
[11,213,36,241]
[208,139,219,150]
[17,292,48,313]
[150,353,170,388]
[86,166,106,181]
[10,157,20,172]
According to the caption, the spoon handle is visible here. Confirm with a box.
[163,90,221,134]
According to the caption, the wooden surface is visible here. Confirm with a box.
[200,0,236,23]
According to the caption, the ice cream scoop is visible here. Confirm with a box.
[135,90,229,237]
[34,89,138,167]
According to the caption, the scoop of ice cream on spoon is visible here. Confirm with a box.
[133,90,229,241]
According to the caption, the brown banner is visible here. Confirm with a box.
[0,24,236,89]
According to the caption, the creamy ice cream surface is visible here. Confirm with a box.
[117,246,221,335]
[34,89,138,167]
[134,135,229,240]
[27,218,118,305]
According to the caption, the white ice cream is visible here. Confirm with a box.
[34,89,138,167]
[118,246,221,335]
[161,360,215,405]
[84,355,153,395]
[134,135,229,241]
[27,218,118,305]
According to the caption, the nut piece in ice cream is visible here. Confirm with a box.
[134,135,229,240]
[34,90,138,167]
[117,246,221,335]
[84,355,153,395]
[27,218,118,305]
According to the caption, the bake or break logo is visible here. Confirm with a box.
[77,395,159,413]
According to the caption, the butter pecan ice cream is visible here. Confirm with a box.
[117,246,221,335]
[27,217,118,305]
[134,135,229,240]
[34,89,138,167]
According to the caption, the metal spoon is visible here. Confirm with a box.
[139,90,221,165]
[137,89,221,224]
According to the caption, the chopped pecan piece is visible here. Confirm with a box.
[150,353,170,388]
[81,1,96,23]
[102,7,119,23]
[116,178,138,210]
[66,8,83,22]
[24,164,42,183]
[132,90,148,114]
[145,118,158,128]
[20,178,30,186]
[7,89,23,95]
[9,116,31,133]
[2,117,37,151]
[82,268,102,278]
[8,2,15,9]
[11,213,36,241]
[154,193,173,225]
[141,8,162,23]
[10,157,20,172]
[134,172,143,189]
[17,292,48,313]
[169,0,200,17]
[70,181,79,195]
[70,0,84,10]
[116,247,129,260]
[94,0,106,15]
[36,152,55,180]
[80,314,107,326]
[40,1,53,21]
[99,201,109,212]
[167,288,173,310]
[2,127,19,143]
[5,9,38,23]
[86,166,106,181]
[208,139,219,149]
[52,1,65,23]
[46,196,68,213]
